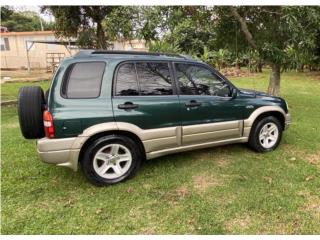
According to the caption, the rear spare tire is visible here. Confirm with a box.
[17,86,46,139]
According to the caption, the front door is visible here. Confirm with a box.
[112,61,181,152]
[173,62,244,145]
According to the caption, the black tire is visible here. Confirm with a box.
[248,116,283,152]
[17,86,45,139]
[81,135,142,186]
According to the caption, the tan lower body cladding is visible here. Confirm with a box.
[143,120,246,159]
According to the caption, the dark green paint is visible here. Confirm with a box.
[112,96,181,129]
[48,54,288,138]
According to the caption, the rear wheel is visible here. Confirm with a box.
[17,86,46,139]
[248,116,282,152]
[81,135,142,186]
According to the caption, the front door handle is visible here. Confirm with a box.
[185,100,201,108]
[118,102,139,110]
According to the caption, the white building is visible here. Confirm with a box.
[0,31,147,70]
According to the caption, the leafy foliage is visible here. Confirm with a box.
[37,5,320,78]
[1,6,53,32]
[42,6,115,49]
[148,40,181,54]
[103,6,140,42]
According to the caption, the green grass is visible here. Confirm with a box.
[1,70,320,234]
[1,80,51,101]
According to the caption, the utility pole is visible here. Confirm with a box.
[39,14,44,31]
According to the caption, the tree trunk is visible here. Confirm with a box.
[257,61,263,73]
[96,21,107,49]
[268,63,281,96]
[297,64,304,72]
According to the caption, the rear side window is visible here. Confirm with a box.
[115,61,173,96]
[115,63,139,96]
[136,62,172,95]
[62,62,105,98]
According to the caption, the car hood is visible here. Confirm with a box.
[238,88,269,97]
[238,88,288,112]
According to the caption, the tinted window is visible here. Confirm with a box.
[175,63,231,97]
[136,62,173,95]
[0,38,10,51]
[64,62,105,98]
[115,63,139,96]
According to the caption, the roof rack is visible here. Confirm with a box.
[74,50,188,59]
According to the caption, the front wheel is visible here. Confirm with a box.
[81,135,142,186]
[248,116,282,152]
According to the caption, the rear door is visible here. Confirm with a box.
[112,61,181,152]
[173,62,244,145]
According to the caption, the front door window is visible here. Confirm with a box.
[175,63,231,97]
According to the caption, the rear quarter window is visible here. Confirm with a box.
[62,62,106,98]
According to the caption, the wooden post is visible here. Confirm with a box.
[26,41,31,72]
[25,41,34,72]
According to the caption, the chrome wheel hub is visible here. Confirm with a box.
[93,144,132,179]
[259,122,279,149]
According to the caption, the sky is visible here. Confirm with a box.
[12,5,54,22]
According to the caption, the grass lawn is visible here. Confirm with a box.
[1,80,51,101]
[1,70,320,234]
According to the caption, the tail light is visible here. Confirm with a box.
[43,111,54,138]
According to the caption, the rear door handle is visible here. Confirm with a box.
[118,102,139,110]
[185,100,201,107]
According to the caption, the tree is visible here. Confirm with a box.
[226,6,320,96]
[138,6,216,55]
[42,6,144,49]
[1,6,14,22]
[42,6,117,49]
[1,6,52,32]
[103,6,146,47]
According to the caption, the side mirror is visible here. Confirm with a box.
[231,88,238,99]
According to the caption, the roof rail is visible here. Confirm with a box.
[74,50,188,59]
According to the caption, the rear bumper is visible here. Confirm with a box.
[37,137,80,171]
[284,113,291,130]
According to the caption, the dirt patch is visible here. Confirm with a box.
[214,157,230,167]
[297,190,320,220]
[151,185,191,206]
[303,195,320,220]
[141,227,157,235]
[192,149,231,167]
[1,70,52,83]
[282,144,320,168]
[192,174,221,192]
[225,214,252,232]
[175,185,190,198]
[305,71,320,81]
[220,67,255,78]
[304,152,320,166]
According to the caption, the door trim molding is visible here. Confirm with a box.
[147,137,248,159]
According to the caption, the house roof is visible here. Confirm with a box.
[0,31,54,36]
[26,40,77,45]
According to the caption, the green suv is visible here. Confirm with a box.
[17,50,291,186]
